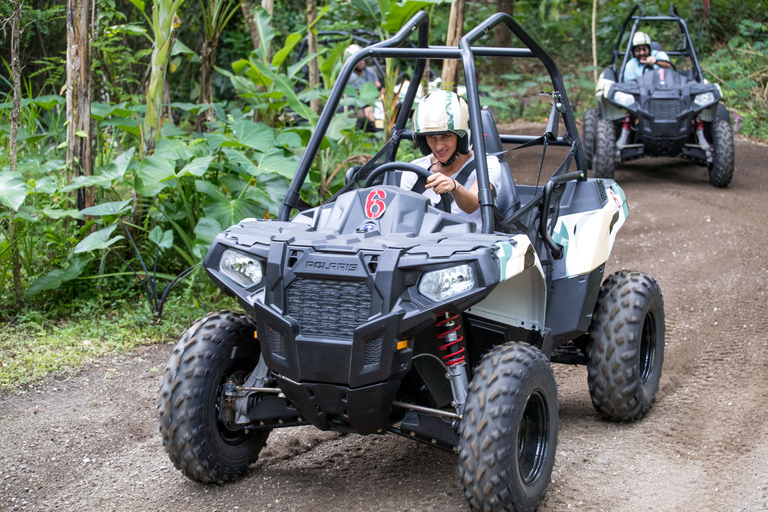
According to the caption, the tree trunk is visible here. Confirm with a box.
[491,0,514,77]
[66,0,94,211]
[9,0,23,305]
[199,36,219,124]
[441,0,466,92]
[592,0,598,82]
[307,0,321,115]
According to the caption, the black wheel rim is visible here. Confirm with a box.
[639,312,656,383]
[517,390,549,485]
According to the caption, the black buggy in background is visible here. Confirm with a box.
[158,10,666,512]
[583,3,734,187]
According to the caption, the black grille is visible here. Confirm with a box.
[287,278,372,339]
[595,180,607,205]
[269,328,285,357]
[364,337,383,366]
[649,99,681,120]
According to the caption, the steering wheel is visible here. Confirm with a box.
[363,161,452,213]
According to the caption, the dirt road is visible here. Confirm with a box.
[2,130,767,512]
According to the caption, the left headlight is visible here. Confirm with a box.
[694,92,716,107]
[613,91,636,107]
[419,264,475,302]
[219,249,263,287]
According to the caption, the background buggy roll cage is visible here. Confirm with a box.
[277,11,586,236]
[614,3,704,83]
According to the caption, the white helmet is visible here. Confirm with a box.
[631,31,652,49]
[344,43,363,60]
[412,91,471,156]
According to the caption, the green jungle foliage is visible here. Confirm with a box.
[0,0,766,323]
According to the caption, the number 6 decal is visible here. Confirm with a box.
[365,189,387,219]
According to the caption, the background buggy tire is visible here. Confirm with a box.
[586,271,665,422]
[458,342,558,512]
[708,119,734,188]
[157,311,270,484]
[594,118,616,179]
[582,108,599,170]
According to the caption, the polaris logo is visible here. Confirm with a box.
[305,261,359,272]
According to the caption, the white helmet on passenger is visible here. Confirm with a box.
[631,31,652,49]
[412,91,471,157]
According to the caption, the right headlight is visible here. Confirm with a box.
[219,249,263,287]
[694,92,716,107]
[613,91,636,107]
[419,264,475,302]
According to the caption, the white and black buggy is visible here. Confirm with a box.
[158,11,666,512]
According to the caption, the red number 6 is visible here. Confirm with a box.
[365,189,387,219]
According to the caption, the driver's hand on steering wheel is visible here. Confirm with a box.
[642,55,657,66]
[425,173,458,195]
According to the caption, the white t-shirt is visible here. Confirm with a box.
[400,154,502,229]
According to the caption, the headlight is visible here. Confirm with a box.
[219,249,263,287]
[613,91,636,107]
[694,92,715,107]
[419,264,475,302]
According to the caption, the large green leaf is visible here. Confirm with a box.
[272,33,303,68]
[74,224,124,253]
[0,172,28,211]
[233,120,275,151]
[194,217,223,245]
[100,116,141,136]
[196,180,261,228]
[42,207,86,220]
[350,0,383,22]
[382,0,447,32]
[79,199,133,217]
[223,148,261,176]
[154,138,194,161]
[32,176,57,195]
[176,155,215,178]
[149,225,174,249]
[253,7,276,64]
[26,256,94,296]
[256,148,299,180]
[253,61,319,125]
[135,155,176,196]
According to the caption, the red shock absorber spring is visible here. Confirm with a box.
[621,115,632,131]
[695,117,704,131]
[434,313,466,366]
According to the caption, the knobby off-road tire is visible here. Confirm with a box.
[708,119,734,188]
[458,342,559,512]
[157,311,270,483]
[586,271,665,422]
[594,118,616,180]
[582,108,599,170]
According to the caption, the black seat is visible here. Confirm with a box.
[480,110,521,219]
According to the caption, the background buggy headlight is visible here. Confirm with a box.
[419,264,475,302]
[220,249,263,287]
[613,91,635,107]
[694,92,715,107]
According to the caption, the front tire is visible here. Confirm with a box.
[586,271,665,421]
[157,311,270,483]
[458,342,558,512]
[708,119,734,187]
[594,118,616,179]
[582,108,599,170]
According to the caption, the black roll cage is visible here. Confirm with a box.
[277,11,587,236]
[612,3,703,83]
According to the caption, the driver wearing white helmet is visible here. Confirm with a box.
[623,31,671,81]
[400,91,502,229]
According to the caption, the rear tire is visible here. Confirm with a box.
[594,118,616,179]
[459,342,558,512]
[157,311,270,483]
[586,271,665,421]
[708,119,734,187]
[582,108,599,170]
